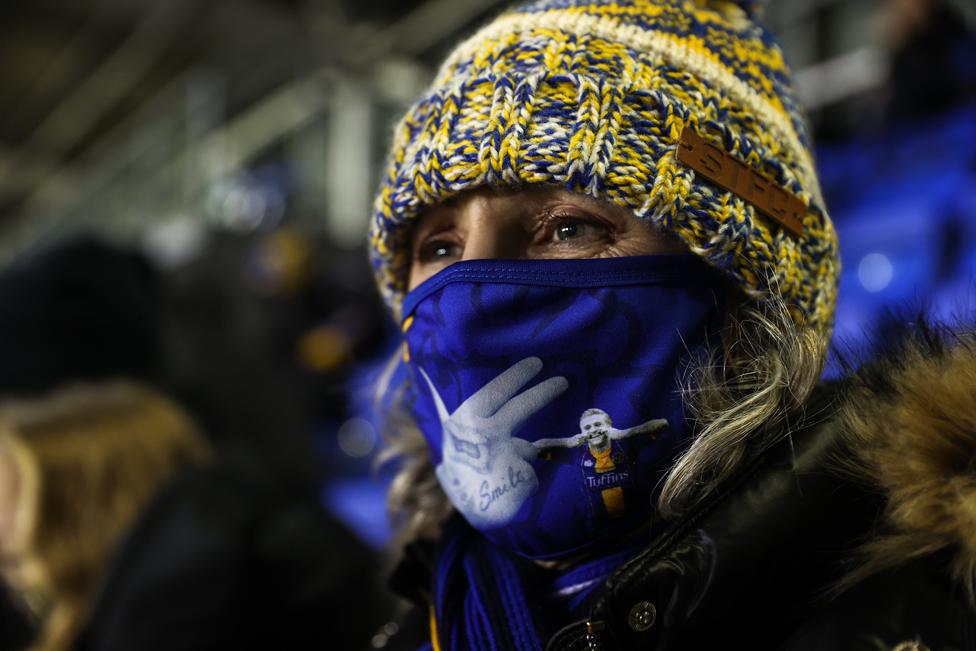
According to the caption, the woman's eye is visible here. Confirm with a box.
[417,239,461,263]
[555,221,583,241]
[549,217,608,243]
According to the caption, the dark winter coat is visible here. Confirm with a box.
[388,329,976,651]
[72,455,389,651]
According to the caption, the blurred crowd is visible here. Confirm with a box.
[818,0,976,372]
[0,232,399,650]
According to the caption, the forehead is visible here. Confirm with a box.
[410,187,642,235]
[582,412,608,423]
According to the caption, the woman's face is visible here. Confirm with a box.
[407,188,687,290]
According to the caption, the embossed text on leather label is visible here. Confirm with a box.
[677,127,806,237]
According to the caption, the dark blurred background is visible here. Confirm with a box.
[0,0,973,548]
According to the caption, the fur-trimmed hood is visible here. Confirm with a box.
[836,326,976,601]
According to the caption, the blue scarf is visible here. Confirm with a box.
[430,519,644,651]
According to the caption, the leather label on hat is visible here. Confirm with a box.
[676,127,805,237]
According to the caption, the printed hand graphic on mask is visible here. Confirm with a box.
[419,357,569,528]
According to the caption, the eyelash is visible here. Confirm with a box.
[413,210,615,264]
[536,211,613,245]
[416,239,458,263]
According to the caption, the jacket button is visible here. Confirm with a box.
[627,601,657,632]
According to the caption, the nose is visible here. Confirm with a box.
[456,198,526,261]
[462,224,520,260]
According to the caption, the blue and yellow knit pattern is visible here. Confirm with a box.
[369,0,839,334]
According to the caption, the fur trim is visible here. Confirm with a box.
[835,325,976,602]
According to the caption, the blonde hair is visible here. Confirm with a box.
[659,297,828,517]
[0,382,210,651]
[382,297,828,545]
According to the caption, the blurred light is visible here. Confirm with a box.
[858,252,894,293]
[371,622,400,649]
[204,175,286,232]
[221,185,265,230]
[251,231,313,295]
[298,325,351,371]
[142,216,209,269]
[321,477,391,548]
[336,417,378,458]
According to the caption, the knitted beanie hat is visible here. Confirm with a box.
[369,0,839,335]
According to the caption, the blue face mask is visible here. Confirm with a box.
[401,254,726,560]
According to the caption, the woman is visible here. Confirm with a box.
[0,380,391,651]
[370,1,976,649]
[0,382,209,651]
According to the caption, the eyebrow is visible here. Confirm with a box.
[440,194,463,209]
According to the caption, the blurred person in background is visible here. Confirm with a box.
[0,237,390,650]
[0,382,209,651]
[882,0,976,124]
[0,238,161,397]
[369,0,976,649]
[0,381,385,651]
[813,0,976,359]
[162,226,389,489]
[0,237,164,650]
